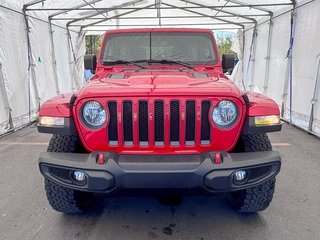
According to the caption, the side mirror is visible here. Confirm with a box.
[84,54,97,74]
[222,53,235,74]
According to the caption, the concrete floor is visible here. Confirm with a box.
[0,123,319,240]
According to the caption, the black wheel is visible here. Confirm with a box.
[47,134,86,153]
[44,135,94,214]
[45,179,94,214]
[228,133,276,213]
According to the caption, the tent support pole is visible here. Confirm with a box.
[281,9,296,121]
[308,56,320,132]
[263,18,273,94]
[48,19,60,95]
[22,5,41,121]
[247,25,258,91]
[0,63,13,130]
[66,26,76,91]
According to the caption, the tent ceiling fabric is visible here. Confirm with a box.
[2,0,295,31]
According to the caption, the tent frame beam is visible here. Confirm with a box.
[49,0,104,19]
[80,4,156,29]
[179,0,257,25]
[25,3,294,11]
[51,14,270,20]
[66,0,144,27]
[163,2,245,29]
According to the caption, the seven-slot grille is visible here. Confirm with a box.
[107,99,211,147]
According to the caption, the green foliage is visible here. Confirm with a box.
[215,32,236,57]
[85,35,103,56]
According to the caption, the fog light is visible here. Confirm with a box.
[234,170,248,184]
[73,170,86,182]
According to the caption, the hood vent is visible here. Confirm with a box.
[108,73,126,79]
[192,72,210,78]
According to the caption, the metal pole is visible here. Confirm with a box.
[247,25,258,91]
[48,19,60,95]
[179,0,257,25]
[80,4,156,29]
[22,5,41,121]
[0,63,13,130]
[308,56,320,132]
[281,9,296,121]
[227,0,273,15]
[263,18,273,94]
[76,22,253,27]
[49,0,104,19]
[52,14,271,20]
[163,2,245,29]
[67,27,76,91]
[67,0,144,27]
[26,3,294,11]
[86,27,243,32]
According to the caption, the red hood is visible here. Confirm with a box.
[76,69,243,100]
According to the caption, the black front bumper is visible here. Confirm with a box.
[39,151,281,193]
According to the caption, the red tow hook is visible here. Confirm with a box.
[214,152,223,164]
[97,153,105,165]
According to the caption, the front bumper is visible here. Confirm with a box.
[39,151,281,193]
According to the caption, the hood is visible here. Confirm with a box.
[76,69,243,99]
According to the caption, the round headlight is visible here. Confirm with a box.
[213,100,238,128]
[82,101,106,128]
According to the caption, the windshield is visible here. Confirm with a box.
[101,32,218,66]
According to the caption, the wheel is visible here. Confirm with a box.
[47,134,86,153]
[45,179,94,214]
[228,133,276,213]
[44,135,94,214]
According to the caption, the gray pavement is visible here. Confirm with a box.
[0,123,319,240]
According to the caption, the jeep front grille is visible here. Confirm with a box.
[107,99,211,147]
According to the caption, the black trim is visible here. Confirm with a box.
[38,150,281,193]
[69,95,77,109]
[242,117,282,135]
[242,94,250,109]
[37,117,78,136]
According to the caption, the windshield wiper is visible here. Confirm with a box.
[102,56,147,69]
[149,59,194,69]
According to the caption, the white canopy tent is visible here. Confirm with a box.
[0,0,319,136]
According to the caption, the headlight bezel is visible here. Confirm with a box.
[212,100,239,129]
[80,100,107,129]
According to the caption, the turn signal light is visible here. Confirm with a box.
[39,116,64,126]
[255,115,280,126]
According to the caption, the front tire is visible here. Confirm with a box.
[44,135,94,214]
[228,134,276,213]
[45,179,94,214]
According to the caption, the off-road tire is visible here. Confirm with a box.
[45,179,94,214]
[44,135,93,214]
[228,133,276,213]
[47,134,86,153]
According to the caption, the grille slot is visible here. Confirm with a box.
[185,101,196,145]
[154,100,164,146]
[138,101,149,146]
[201,100,211,144]
[107,101,118,145]
[170,100,180,146]
[123,101,133,146]
[106,99,213,148]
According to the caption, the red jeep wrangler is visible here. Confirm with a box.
[38,28,282,214]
